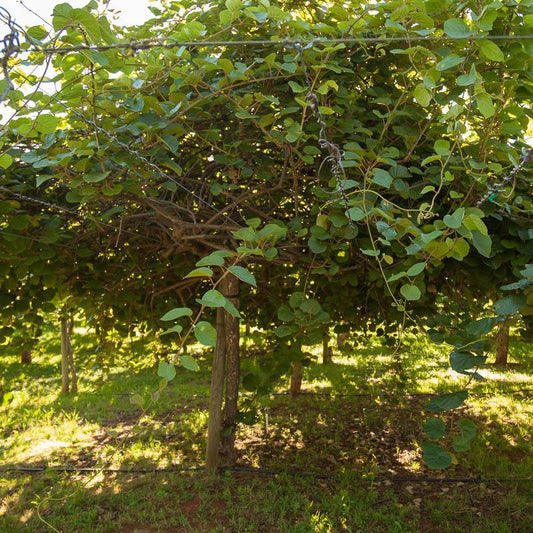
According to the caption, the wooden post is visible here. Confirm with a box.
[495,319,510,365]
[290,360,303,398]
[322,334,332,364]
[20,349,31,364]
[220,275,240,464]
[205,306,226,474]
[61,311,70,394]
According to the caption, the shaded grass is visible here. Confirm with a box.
[1,327,532,532]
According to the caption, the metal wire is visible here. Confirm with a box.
[1,464,530,484]
[26,34,533,55]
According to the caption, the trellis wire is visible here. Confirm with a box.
[0,185,162,244]
[25,34,533,55]
[1,464,531,484]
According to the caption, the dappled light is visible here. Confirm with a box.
[1,0,533,531]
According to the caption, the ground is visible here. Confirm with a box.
[1,329,532,532]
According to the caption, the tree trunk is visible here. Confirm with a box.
[322,335,333,364]
[205,306,226,474]
[68,342,77,393]
[61,314,70,394]
[20,349,31,364]
[290,360,303,398]
[495,319,510,365]
[337,331,348,349]
[220,274,240,465]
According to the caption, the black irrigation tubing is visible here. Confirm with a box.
[83,387,533,399]
[268,388,533,398]
[0,464,531,484]
[65,387,533,399]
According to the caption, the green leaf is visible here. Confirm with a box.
[71,8,102,43]
[424,418,446,439]
[308,237,327,254]
[427,391,468,413]
[465,317,496,337]
[288,81,306,93]
[453,418,477,452]
[277,305,294,322]
[434,140,450,156]
[0,154,13,169]
[422,442,453,469]
[456,64,477,86]
[180,354,200,372]
[436,54,464,71]
[457,418,476,440]
[346,206,366,221]
[184,267,214,279]
[443,207,465,229]
[228,265,256,287]
[443,19,472,38]
[450,351,487,374]
[194,321,217,346]
[35,114,59,134]
[160,307,192,321]
[413,83,431,107]
[225,0,243,11]
[471,231,492,258]
[233,227,256,241]
[223,298,241,319]
[400,284,421,301]
[372,169,393,188]
[197,289,226,308]
[476,92,495,118]
[300,299,321,315]
[477,40,504,62]
[406,262,426,277]
[160,325,183,336]
[83,171,110,183]
[130,394,144,408]
[157,361,176,381]
[494,294,527,316]
[274,325,297,337]
[196,250,232,266]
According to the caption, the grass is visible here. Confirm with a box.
[1,327,532,532]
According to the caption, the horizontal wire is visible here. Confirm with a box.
[26,34,533,55]
[0,228,75,248]
[0,464,530,483]
[0,186,161,244]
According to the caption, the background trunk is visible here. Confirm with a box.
[495,319,510,365]
[205,306,226,473]
[337,332,348,350]
[61,315,70,394]
[20,349,31,364]
[322,335,333,364]
[290,360,303,398]
[220,275,240,464]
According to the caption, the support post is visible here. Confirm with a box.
[61,310,70,394]
[220,274,240,464]
[205,306,226,474]
[495,319,510,365]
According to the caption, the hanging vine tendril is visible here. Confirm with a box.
[0,7,20,104]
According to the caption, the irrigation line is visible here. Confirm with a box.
[59,387,533,399]
[1,464,530,484]
[26,34,533,55]
[269,388,533,398]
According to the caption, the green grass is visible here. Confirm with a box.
[1,328,532,532]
